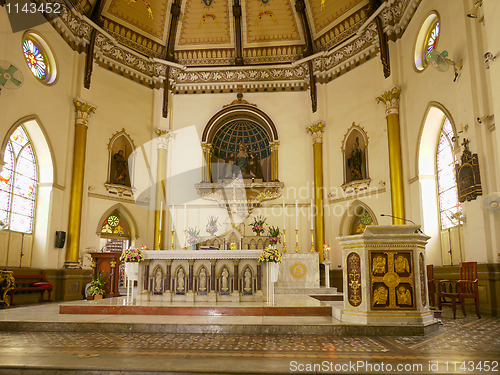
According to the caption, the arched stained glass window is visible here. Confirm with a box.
[414,12,440,71]
[436,118,462,229]
[22,32,57,85]
[100,211,129,238]
[350,207,374,235]
[0,126,38,233]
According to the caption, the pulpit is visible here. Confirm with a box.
[90,252,121,298]
[337,226,433,326]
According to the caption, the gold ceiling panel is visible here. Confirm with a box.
[245,0,301,45]
[308,0,366,37]
[105,0,170,42]
[178,0,231,46]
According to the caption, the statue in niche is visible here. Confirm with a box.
[112,150,129,186]
[347,137,363,181]
[243,268,252,292]
[153,267,163,294]
[373,286,388,305]
[248,152,264,180]
[224,152,237,179]
[199,268,207,292]
[176,268,185,293]
[397,286,412,305]
[221,268,229,292]
[236,143,250,176]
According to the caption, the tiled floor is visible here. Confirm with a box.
[0,302,498,374]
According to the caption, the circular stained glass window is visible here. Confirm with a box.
[22,32,57,84]
[414,12,440,71]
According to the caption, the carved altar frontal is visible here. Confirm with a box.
[338,226,434,326]
[137,250,273,303]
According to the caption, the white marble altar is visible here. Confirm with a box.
[337,225,433,326]
[275,253,319,290]
[137,250,276,302]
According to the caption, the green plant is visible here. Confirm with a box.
[89,271,110,296]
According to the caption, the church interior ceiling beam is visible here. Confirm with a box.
[368,0,390,78]
[83,0,104,89]
[163,0,182,117]
[232,0,243,66]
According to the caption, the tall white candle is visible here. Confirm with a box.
[310,199,314,230]
[171,204,175,231]
[160,201,163,228]
[282,198,286,230]
[184,203,187,231]
[295,200,298,230]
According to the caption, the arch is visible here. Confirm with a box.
[196,264,209,294]
[174,265,187,294]
[107,129,135,187]
[151,264,165,294]
[241,264,254,295]
[96,203,139,241]
[342,123,369,186]
[339,200,378,236]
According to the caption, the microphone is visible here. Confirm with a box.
[380,214,416,225]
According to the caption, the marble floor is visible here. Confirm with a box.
[0,301,499,374]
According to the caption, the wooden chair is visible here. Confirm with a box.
[457,262,481,319]
[436,262,481,319]
[426,264,435,307]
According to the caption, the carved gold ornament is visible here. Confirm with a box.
[291,263,306,279]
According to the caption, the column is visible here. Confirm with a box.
[65,99,96,269]
[233,260,239,291]
[154,129,170,250]
[376,87,406,224]
[188,259,195,291]
[201,142,213,182]
[270,141,280,181]
[306,122,325,263]
[210,260,217,292]
[165,260,172,291]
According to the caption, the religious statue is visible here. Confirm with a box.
[224,152,236,179]
[221,267,229,292]
[112,150,129,186]
[372,255,386,275]
[397,286,412,306]
[395,255,410,274]
[243,268,252,292]
[236,143,249,176]
[153,267,163,294]
[199,268,207,292]
[176,268,185,293]
[248,153,264,180]
[347,137,363,181]
[373,286,388,305]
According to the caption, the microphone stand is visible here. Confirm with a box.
[380,214,426,234]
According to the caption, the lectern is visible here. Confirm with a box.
[337,226,433,326]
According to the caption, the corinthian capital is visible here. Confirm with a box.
[74,99,96,126]
[376,87,401,115]
[155,128,172,150]
[306,122,325,144]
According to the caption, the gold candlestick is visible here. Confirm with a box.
[310,229,315,252]
[171,230,175,250]
[295,229,300,252]
[282,229,287,253]
[183,230,187,250]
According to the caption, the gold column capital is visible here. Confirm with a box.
[156,129,172,150]
[306,122,325,144]
[74,99,96,125]
[155,128,169,137]
[376,87,401,116]
[270,141,280,151]
[201,142,213,153]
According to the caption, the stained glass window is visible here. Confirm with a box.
[22,32,57,84]
[350,207,374,235]
[436,118,462,230]
[414,13,440,71]
[100,211,129,238]
[0,126,38,233]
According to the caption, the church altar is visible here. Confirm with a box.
[135,250,319,302]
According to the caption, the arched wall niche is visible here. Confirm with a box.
[339,200,378,236]
[106,129,135,189]
[341,122,370,192]
[95,203,139,242]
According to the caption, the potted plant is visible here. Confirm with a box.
[88,271,110,300]
[120,247,145,279]
[250,215,266,236]
[267,226,281,247]
[186,227,200,250]
[206,216,218,236]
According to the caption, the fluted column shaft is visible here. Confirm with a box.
[65,100,96,269]
[154,129,170,250]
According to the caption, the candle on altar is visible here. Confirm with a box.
[310,199,314,230]
[282,198,286,230]
[184,203,187,231]
[295,200,298,230]
[171,204,175,231]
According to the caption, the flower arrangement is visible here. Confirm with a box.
[119,248,145,263]
[258,246,282,263]
[206,216,218,236]
[250,215,267,235]
[89,271,110,296]
[267,226,281,245]
[186,227,200,245]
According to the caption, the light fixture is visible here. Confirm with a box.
[467,0,483,21]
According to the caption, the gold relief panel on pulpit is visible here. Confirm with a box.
[419,253,426,307]
[346,252,362,307]
[370,251,415,310]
